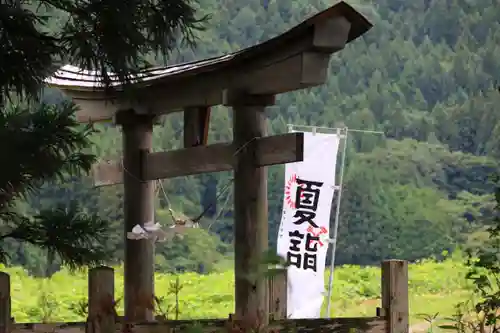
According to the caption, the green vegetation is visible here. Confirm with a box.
[2,0,500,329]
[4,253,470,323]
[439,180,500,333]
[0,0,205,271]
[2,0,499,276]
[1,5,499,333]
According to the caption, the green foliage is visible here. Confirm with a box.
[458,177,500,332]
[0,102,109,271]
[432,179,500,333]
[0,0,207,101]
[3,0,500,272]
[154,227,232,274]
[4,255,470,322]
[4,203,110,269]
[0,102,96,209]
[0,0,208,273]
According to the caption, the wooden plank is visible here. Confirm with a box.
[74,98,119,123]
[92,160,122,187]
[381,260,409,333]
[268,269,287,320]
[239,52,332,95]
[72,50,332,122]
[12,323,87,333]
[313,16,351,51]
[87,267,115,333]
[91,133,304,186]
[0,272,10,333]
[146,142,232,180]
[11,317,386,333]
[271,317,386,333]
[146,132,304,180]
[184,107,211,147]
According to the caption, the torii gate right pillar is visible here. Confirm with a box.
[228,92,274,324]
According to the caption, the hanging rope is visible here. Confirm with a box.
[122,163,234,229]
[207,186,233,232]
[152,136,258,227]
[157,179,172,208]
[157,177,234,228]
[120,136,258,230]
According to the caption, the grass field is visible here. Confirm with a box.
[2,252,472,326]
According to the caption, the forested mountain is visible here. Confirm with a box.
[3,0,500,276]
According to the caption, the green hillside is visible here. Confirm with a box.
[2,0,500,276]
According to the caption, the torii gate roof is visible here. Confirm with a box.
[45,1,372,121]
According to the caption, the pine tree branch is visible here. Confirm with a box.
[0,203,111,268]
[0,101,96,208]
[0,248,8,265]
[0,2,58,103]
[55,0,209,90]
[0,0,208,270]
[0,0,209,102]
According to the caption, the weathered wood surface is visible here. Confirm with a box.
[88,267,115,333]
[91,132,304,186]
[268,269,287,320]
[120,112,155,322]
[12,317,386,333]
[381,260,409,333]
[183,106,211,147]
[92,160,123,187]
[0,272,11,333]
[232,101,269,323]
[147,132,303,180]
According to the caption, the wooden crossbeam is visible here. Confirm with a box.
[92,160,123,187]
[92,132,303,187]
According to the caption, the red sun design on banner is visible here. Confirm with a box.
[285,174,305,209]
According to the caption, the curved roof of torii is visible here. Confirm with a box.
[45,1,372,121]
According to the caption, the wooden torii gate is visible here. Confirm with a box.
[46,1,371,324]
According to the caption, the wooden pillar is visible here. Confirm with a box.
[184,106,211,147]
[87,267,115,333]
[0,272,10,333]
[229,92,274,325]
[118,110,155,322]
[381,260,409,333]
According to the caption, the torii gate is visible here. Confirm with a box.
[46,1,371,324]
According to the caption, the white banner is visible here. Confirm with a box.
[276,131,340,319]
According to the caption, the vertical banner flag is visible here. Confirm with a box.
[276,131,340,319]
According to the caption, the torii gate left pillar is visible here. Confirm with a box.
[116,110,156,322]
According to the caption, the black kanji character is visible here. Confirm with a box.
[293,210,319,228]
[296,178,323,211]
[303,252,317,272]
[305,233,320,252]
[288,230,304,251]
[287,251,302,269]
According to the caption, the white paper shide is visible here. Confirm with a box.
[127,221,169,242]
[276,131,340,319]
[127,209,201,243]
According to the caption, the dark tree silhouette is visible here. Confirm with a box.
[0,0,206,268]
